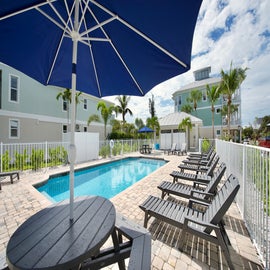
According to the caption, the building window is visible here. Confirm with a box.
[178,96,182,105]
[216,129,221,136]
[216,108,221,114]
[84,126,87,132]
[9,75,19,102]
[202,91,207,101]
[9,119,19,138]
[63,124,67,133]
[83,99,87,110]
[63,100,68,111]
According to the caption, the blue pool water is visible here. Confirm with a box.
[36,157,166,202]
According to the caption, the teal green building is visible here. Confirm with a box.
[172,67,241,140]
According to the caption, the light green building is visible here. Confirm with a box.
[0,63,113,143]
[172,66,241,140]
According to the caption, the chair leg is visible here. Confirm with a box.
[215,228,235,270]
[178,228,188,251]
[143,211,150,228]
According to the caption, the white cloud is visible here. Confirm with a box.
[105,0,270,126]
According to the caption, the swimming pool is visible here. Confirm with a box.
[36,157,166,202]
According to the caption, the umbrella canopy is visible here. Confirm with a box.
[0,0,202,219]
[138,126,154,133]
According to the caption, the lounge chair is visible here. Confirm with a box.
[188,145,214,159]
[184,146,214,162]
[165,143,177,155]
[139,174,240,270]
[0,171,19,190]
[178,150,216,174]
[182,151,216,166]
[175,143,187,156]
[170,155,220,184]
[158,162,226,200]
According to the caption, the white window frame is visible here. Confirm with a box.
[9,119,20,139]
[83,99,88,110]
[9,74,20,103]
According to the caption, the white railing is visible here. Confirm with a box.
[0,142,69,172]
[0,139,159,172]
[99,139,157,157]
[214,139,270,269]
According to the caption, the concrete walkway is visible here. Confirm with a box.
[0,153,264,269]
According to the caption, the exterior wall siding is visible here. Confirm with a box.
[0,63,113,143]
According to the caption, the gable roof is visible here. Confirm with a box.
[159,112,203,128]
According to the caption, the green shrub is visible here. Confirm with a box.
[99,145,110,158]
[0,151,11,171]
[31,149,44,170]
[201,139,211,153]
[14,149,28,170]
[49,146,68,165]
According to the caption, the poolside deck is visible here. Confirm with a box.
[0,153,264,269]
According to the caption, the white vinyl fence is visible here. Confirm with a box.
[215,139,270,269]
[0,142,69,172]
[0,139,159,172]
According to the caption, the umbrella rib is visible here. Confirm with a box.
[84,1,145,95]
[81,12,102,97]
[46,1,76,84]
[0,1,57,21]
[36,7,70,34]
[89,0,188,69]
[46,31,66,85]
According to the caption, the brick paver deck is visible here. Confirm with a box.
[0,153,264,269]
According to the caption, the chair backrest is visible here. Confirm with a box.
[204,174,240,233]
[204,147,214,160]
[204,162,226,194]
[205,151,216,166]
[171,143,177,150]
[206,155,219,176]
[181,143,186,151]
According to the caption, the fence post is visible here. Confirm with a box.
[242,142,247,218]
[0,142,2,172]
[45,141,48,168]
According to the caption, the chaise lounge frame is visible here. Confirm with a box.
[139,174,240,270]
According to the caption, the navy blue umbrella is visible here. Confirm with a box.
[0,0,202,219]
[138,126,154,133]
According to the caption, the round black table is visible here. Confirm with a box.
[6,196,116,270]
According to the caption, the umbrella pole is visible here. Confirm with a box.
[69,0,80,221]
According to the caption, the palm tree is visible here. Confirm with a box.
[178,117,192,150]
[220,63,248,138]
[146,116,160,142]
[96,101,115,139]
[87,114,100,126]
[56,88,82,130]
[187,89,202,111]
[181,104,193,114]
[149,94,156,118]
[115,95,133,123]
[135,118,144,130]
[206,84,221,139]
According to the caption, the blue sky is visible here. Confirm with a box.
[105,0,270,127]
